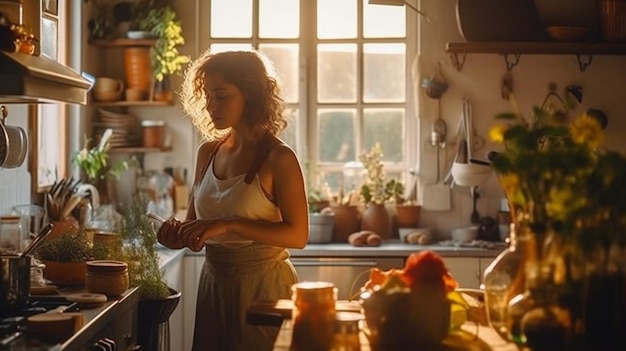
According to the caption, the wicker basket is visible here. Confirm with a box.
[599,0,626,41]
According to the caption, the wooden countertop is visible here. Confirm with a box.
[247,299,519,351]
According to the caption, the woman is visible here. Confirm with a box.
[156,49,309,350]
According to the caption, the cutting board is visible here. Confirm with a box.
[248,299,361,320]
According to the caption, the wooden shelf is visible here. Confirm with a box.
[110,146,173,154]
[88,38,156,48]
[91,100,173,107]
[445,41,626,72]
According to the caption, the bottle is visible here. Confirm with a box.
[482,223,527,340]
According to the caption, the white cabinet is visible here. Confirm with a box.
[182,255,204,351]
[444,257,482,289]
[162,252,185,351]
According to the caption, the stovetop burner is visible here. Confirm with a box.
[0,297,79,349]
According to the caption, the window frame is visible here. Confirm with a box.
[198,0,419,189]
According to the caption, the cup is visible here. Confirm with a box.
[94,77,124,93]
[125,88,145,101]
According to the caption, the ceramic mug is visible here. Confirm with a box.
[94,77,124,93]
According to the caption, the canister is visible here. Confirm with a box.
[291,281,337,351]
[86,260,129,297]
[141,120,166,148]
[0,215,22,253]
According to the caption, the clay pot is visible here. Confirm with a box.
[360,204,391,240]
[330,205,360,243]
[123,47,152,94]
[41,260,87,285]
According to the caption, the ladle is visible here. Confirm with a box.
[21,222,54,257]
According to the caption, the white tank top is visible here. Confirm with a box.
[193,158,282,247]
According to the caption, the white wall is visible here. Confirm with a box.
[414,1,626,237]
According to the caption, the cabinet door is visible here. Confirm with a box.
[443,257,481,289]
[162,254,185,351]
[182,255,204,351]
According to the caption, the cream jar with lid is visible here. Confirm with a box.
[86,260,129,297]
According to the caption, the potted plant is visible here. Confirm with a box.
[112,191,181,351]
[135,0,190,101]
[34,228,94,285]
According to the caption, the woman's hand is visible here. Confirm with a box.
[156,218,186,249]
[179,219,228,252]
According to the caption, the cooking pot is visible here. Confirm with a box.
[0,254,31,317]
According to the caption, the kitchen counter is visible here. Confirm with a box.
[1,248,185,351]
[184,240,504,258]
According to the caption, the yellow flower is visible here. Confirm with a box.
[489,124,507,143]
[569,114,604,148]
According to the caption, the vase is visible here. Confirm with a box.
[393,204,421,239]
[154,76,173,103]
[330,205,360,243]
[41,260,87,286]
[482,223,528,341]
[123,47,152,94]
[137,288,182,351]
[360,204,391,240]
[580,244,626,350]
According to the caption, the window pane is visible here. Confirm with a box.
[321,171,342,194]
[363,0,405,38]
[281,107,298,149]
[259,44,299,103]
[363,43,405,103]
[209,44,254,53]
[317,0,356,39]
[363,108,404,163]
[318,109,356,163]
[317,44,356,103]
[260,0,299,38]
[211,0,252,38]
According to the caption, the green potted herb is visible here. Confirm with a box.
[34,229,94,285]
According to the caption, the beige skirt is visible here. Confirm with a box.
[192,243,298,351]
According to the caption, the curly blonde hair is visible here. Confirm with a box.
[179,49,287,141]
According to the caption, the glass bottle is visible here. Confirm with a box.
[482,223,528,339]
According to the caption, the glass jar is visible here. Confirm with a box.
[0,215,23,254]
[482,223,528,339]
[331,312,362,351]
[291,281,337,351]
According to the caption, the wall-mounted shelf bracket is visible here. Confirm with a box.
[449,53,466,71]
[576,54,593,72]
[502,54,521,72]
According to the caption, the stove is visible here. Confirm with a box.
[0,296,79,350]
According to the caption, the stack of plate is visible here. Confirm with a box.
[93,109,141,148]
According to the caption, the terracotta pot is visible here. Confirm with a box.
[41,260,87,285]
[360,204,391,240]
[330,205,360,243]
[395,205,421,228]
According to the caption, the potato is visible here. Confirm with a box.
[406,233,423,245]
[348,232,367,246]
[417,234,430,245]
[366,233,382,247]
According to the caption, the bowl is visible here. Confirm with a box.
[451,162,492,187]
[451,226,478,243]
[126,30,151,40]
[93,90,123,102]
[546,26,588,42]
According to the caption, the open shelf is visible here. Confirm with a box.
[110,146,173,154]
[445,41,626,72]
[88,38,156,48]
[91,100,173,107]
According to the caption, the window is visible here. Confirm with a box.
[200,0,418,193]
[30,0,67,192]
